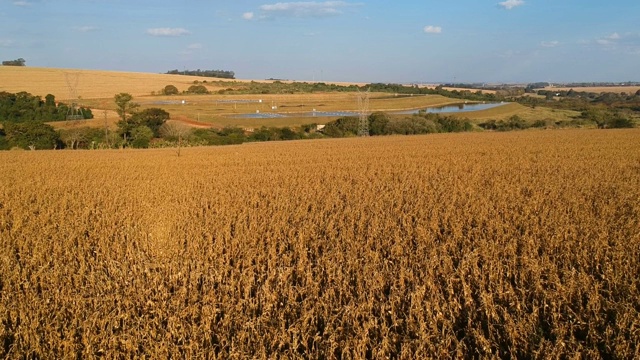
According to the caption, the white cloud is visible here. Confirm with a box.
[540,40,559,48]
[586,32,640,54]
[146,28,191,37]
[180,43,204,56]
[12,1,31,7]
[74,26,98,33]
[242,12,255,20]
[595,33,621,46]
[498,0,524,10]
[258,1,358,18]
[0,39,14,47]
[423,26,442,34]
[607,32,620,40]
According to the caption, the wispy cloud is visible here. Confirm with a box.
[12,1,32,7]
[540,40,559,48]
[74,26,99,33]
[180,43,203,56]
[146,28,191,37]
[252,1,360,19]
[0,39,14,47]
[595,32,622,46]
[423,26,442,34]
[242,12,255,20]
[498,0,524,10]
[584,32,640,55]
[622,33,640,55]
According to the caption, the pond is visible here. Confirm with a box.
[394,102,507,115]
[231,102,507,119]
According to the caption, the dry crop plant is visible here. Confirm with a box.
[1,129,639,358]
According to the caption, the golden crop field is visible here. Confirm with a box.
[0,67,361,101]
[1,129,639,358]
[0,67,226,100]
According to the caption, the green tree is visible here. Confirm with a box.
[581,109,610,129]
[250,127,274,142]
[59,127,105,149]
[2,58,26,66]
[436,116,473,132]
[279,127,299,140]
[114,93,139,124]
[607,115,635,128]
[191,128,244,146]
[114,93,140,143]
[505,115,527,130]
[0,128,9,150]
[44,94,56,108]
[129,108,170,137]
[130,126,154,148]
[3,122,61,149]
[368,112,390,135]
[322,117,359,137]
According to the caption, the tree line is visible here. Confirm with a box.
[166,69,235,79]
[2,58,26,66]
[0,91,95,150]
[0,91,93,123]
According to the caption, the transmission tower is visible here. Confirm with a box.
[356,88,370,136]
[64,72,84,120]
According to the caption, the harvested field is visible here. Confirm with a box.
[0,67,363,101]
[417,85,497,95]
[1,129,639,358]
[542,86,640,94]
[459,103,582,124]
[0,67,226,100]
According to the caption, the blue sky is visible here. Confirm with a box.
[1,0,639,83]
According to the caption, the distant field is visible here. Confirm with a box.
[542,86,640,94]
[0,67,233,99]
[460,103,582,123]
[417,85,497,94]
[4,67,580,129]
[47,92,467,130]
[55,96,581,131]
[53,91,468,130]
[0,67,363,100]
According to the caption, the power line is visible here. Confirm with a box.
[356,88,370,137]
[64,72,84,120]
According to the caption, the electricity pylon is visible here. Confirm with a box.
[357,88,370,137]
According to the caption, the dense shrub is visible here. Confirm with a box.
[186,85,209,94]
[163,85,179,95]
